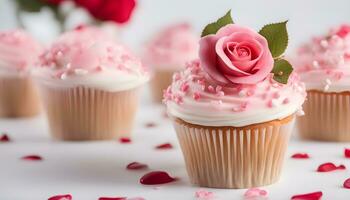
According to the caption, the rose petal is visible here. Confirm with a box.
[244,188,268,199]
[195,189,215,200]
[126,162,148,170]
[140,171,176,185]
[48,194,72,200]
[119,137,131,144]
[344,148,350,158]
[317,162,346,172]
[291,153,310,159]
[99,197,126,200]
[344,178,350,189]
[291,191,322,200]
[0,133,10,142]
[145,122,157,128]
[21,155,43,161]
[155,143,173,149]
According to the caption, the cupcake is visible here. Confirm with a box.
[164,11,306,188]
[33,27,149,141]
[294,24,350,141]
[0,30,42,117]
[143,23,198,102]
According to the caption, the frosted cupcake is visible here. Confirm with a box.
[143,23,198,102]
[33,27,149,141]
[164,11,306,188]
[0,30,42,117]
[294,24,350,141]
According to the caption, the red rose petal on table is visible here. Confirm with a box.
[126,162,148,170]
[119,137,131,144]
[0,133,10,142]
[291,153,310,159]
[155,143,173,149]
[99,197,126,200]
[21,155,43,161]
[343,178,350,189]
[48,194,72,200]
[140,171,176,185]
[344,148,350,158]
[145,122,157,128]
[317,162,346,172]
[291,191,322,200]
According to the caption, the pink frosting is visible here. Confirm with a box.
[0,30,42,72]
[38,26,147,79]
[143,23,199,69]
[199,24,274,85]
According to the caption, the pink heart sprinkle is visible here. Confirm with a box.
[244,188,268,199]
[126,162,148,170]
[155,143,173,149]
[291,191,322,200]
[119,137,131,144]
[291,153,310,159]
[21,155,43,161]
[195,189,215,200]
[317,162,346,172]
[343,178,350,189]
[0,133,10,142]
[48,194,72,200]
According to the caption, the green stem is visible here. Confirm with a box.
[15,6,25,28]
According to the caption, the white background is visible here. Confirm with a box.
[1,0,350,199]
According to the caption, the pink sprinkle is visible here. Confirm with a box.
[283,98,290,104]
[174,95,184,105]
[193,92,201,101]
[273,92,280,99]
[241,102,248,109]
[180,82,189,93]
[246,90,254,96]
[216,91,225,97]
[173,73,181,81]
[215,85,222,92]
[244,188,268,199]
[95,66,104,72]
[195,189,215,200]
[197,79,205,86]
[334,72,344,80]
[208,85,215,93]
[261,93,268,100]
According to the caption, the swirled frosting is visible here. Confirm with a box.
[143,23,199,70]
[0,30,42,76]
[33,27,149,91]
[293,24,350,92]
[164,60,306,127]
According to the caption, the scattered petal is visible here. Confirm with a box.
[140,171,176,185]
[21,155,43,161]
[0,133,10,142]
[195,189,215,200]
[317,162,346,172]
[155,143,173,149]
[119,137,131,144]
[291,191,322,200]
[145,122,157,128]
[291,153,310,159]
[244,188,268,199]
[344,148,350,158]
[99,197,126,200]
[48,194,72,200]
[127,198,146,200]
[343,178,350,189]
[126,162,148,170]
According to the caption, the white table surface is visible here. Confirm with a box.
[1,96,350,200]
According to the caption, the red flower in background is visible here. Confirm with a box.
[74,0,136,24]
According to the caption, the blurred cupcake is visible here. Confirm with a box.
[294,24,350,141]
[33,27,149,141]
[164,11,306,188]
[143,23,198,102]
[0,30,42,117]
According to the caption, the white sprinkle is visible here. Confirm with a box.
[297,109,305,116]
[324,84,330,91]
[74,69,88,75]
[325,78,332,85]
[320,40,328,48]
[238,90,246,97]
[60,73,67,80]
[312,60,319,68]
[66,63,71,69]
[56,51,63,58]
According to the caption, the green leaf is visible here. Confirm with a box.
[15,0,48,12]
[201,10,234,37]
[259,21,289,58]
[272,59,293,84]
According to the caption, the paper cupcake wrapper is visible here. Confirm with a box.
[150,69,176,103]
[0,76,40,117]
[172,116,295,189]
[39,86,139,141]
[297,90,350,142]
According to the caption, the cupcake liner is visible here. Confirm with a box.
[39,86,139,141]
[172,116,295,189]
[0,76,40,117]
[297,90,350,142]
[150,70,176,103]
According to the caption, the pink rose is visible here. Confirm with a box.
[199,24,274,85]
